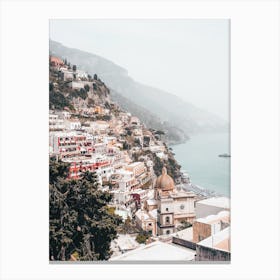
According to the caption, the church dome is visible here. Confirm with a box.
[155,167,175,191]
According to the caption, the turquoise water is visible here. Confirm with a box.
[171,132,230,197]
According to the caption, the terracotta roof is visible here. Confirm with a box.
[50,56,64,65]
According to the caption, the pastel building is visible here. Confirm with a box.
[135,168,196,237]
[192,210,230,243]
[135,208,157,236]
[155,167,196,236]
[125,162,146,178]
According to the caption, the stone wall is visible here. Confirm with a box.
[196,244,231,261]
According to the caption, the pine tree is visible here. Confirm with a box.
[49,160,122,261]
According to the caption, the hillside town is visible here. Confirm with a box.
[49,55,231,262]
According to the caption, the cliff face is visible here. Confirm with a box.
[49,62,183,182]
[50,40,228,144]
[49,70,111,112]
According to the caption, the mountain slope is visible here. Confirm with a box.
[50,40,228,141]
[110,89,189,144]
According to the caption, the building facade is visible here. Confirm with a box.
[155,167,196,236]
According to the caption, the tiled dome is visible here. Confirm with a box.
[155,167,175,191]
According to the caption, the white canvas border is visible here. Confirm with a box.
[0,0,279,280]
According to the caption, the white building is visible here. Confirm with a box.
[67,81,85,89]
[65,120,81,130]
[110,241,196,261]
[76,69,88,80]
[67,80,93,89]
[135,208,157,236]
[90,121,110,134]
[195,197,230,219]
[49,131,82,158]
[49,114,65,131]
[95,165,114,183]
[93,142,107,154]
[149,145,166,153]
[56,111,71,119]
[110,189,131,205]
[155,152,168,160]
[114,209,131,221]
[61,69,74,81]
[117,169,137,191]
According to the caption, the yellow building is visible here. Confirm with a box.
[125,162,146,177]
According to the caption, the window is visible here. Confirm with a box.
[166,230,170,235]
[165,208,169,211]
[165,217,170,224]
[180,204,185,210]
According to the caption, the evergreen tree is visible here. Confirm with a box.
[84,84,90,92]
[49,160,122,261]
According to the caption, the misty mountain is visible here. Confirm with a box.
[50,40,228,143]
[110,89,189,144]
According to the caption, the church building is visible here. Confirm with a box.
[155,167,196,235]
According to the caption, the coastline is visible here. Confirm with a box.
[171,132,230,198]
[181,182,227,199]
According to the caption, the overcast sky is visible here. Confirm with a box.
[50,19,229,121]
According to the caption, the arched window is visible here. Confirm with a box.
[165,216,170,224]
[166,230,170,235]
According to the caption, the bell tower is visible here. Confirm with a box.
[157,196,175,235]
[155,167,175,235]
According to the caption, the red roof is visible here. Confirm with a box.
[50,56,64,66]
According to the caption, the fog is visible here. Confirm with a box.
[50,19,229,121]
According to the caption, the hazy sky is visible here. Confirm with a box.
[50,19,229,121]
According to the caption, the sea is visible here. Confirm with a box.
[171,132,230,197]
